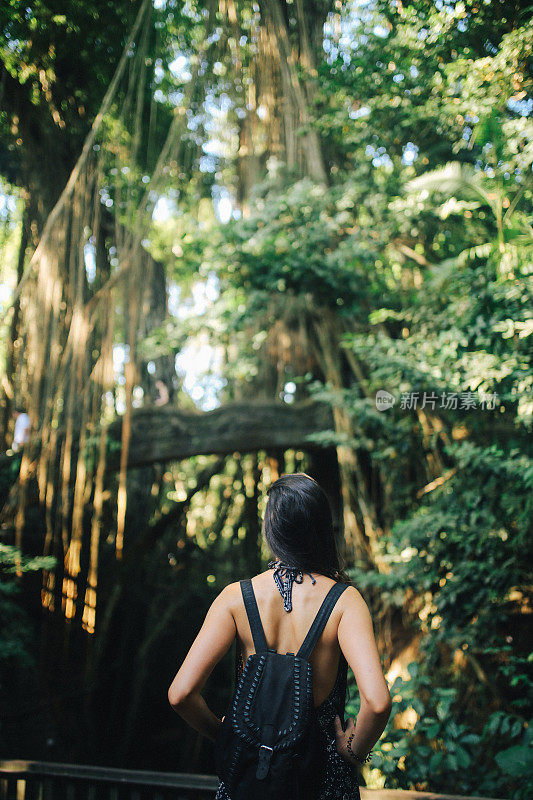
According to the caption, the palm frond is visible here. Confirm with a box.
[406,162,491,207]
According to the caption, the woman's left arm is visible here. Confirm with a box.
[168,583,237,741]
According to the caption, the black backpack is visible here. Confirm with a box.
[214,578,349,800]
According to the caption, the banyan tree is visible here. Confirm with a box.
[1,0,530,785]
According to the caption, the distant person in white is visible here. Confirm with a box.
[12,408,31,451]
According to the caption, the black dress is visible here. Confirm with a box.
[214,647,361,800]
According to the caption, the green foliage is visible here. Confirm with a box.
[219,179,379,304]
[0,544,55,684]
[349,662,532,799]
[0,0,140,181]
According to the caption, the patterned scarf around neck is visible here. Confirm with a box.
[268,559,316,612]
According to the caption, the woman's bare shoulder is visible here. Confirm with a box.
[212,581,242,613]
[338,584,370,616]
[340,583,364,599]
[214,571,271,611]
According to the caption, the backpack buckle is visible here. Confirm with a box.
[256,744,273,780]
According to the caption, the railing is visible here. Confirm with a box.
[0,761,505,800]
[0,761,217,800]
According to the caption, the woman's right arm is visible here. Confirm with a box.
[334,586,392,763]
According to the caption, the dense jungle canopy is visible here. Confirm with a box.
[0,0,532,796]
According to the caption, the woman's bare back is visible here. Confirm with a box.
[230,570,345,708]
[168,561,391,773]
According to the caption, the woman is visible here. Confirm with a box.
[168,472,392,799]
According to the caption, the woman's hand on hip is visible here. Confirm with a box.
[333,715,365,766]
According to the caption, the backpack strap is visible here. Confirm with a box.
[240,578,268,654]
[296,582,348,660]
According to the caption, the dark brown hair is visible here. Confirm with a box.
[263,472,351,583]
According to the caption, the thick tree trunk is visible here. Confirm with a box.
[261,0,328,183]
